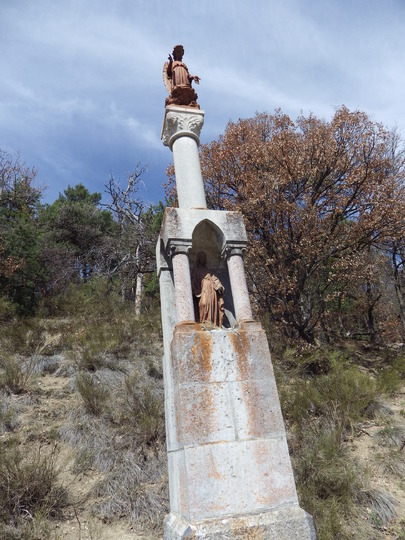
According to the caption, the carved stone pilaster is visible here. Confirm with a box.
[161,106,205,149]
[167,239,192,259]
[223,242,253,322]
[221,243,248,260]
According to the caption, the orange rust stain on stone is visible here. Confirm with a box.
[187,331,213,382]
[242,382,263,438]
[197,331,213,376]
[182,384,216,444]
[229,331,251,381]
[206,449,224,480]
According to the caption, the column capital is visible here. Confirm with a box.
[161,106,205,149]
[168,239,192,258]
[221,243,248,260]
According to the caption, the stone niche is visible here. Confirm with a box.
[190,218,235,327]
[157,207,249,339]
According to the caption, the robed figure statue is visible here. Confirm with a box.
[191,252,225,327]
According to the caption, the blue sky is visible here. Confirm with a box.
[1,0,405,205]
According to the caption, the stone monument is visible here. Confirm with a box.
[157,45,316,540]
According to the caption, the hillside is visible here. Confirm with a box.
[0,285,404,539]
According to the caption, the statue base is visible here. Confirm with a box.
[164,506,316,539]
[165,85,199,109]
[163,323,316,539]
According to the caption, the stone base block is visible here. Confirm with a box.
[164,505,316,539]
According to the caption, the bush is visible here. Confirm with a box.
[0,441,67,524]
[0,518,53,540]
[0,317,44,355]
[0,355,34,394]
[293,429,361,540]
[377,355,405,395]
[284,362,377,438]
[76,371,109,415]
[121,372,165,446]
[0,296,16,322]
[279,349,391,538]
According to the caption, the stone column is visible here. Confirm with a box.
[170,242,195,324]
[226,247,253,321]
[162,106,206,209]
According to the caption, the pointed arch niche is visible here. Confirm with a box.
[190,219,235,327]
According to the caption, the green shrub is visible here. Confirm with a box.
[285,362,377,438]
[0,296,16,322]
[76,371,109,415]
[377,355,405,395]
[293,429,361,540]
[279,351,388,539]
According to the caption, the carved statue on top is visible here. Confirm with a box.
[191,251,225,327]
[163,45,200,109]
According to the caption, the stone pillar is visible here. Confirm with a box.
[226,247,253,322]
[170,242,195,324]
[158,104,317,538]
[161,106,206,209]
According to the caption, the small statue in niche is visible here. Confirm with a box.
[191,251,225,326]
[163,45,200,108]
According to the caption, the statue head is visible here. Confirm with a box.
[195,251,207,266]
[172,45,184,61]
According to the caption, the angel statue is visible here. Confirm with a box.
[163,45,200,108]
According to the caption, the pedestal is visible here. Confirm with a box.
[164,322,316,539]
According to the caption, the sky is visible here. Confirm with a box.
[1,0,405,205]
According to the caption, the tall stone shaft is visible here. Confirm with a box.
[161,106,206,209]
[157,105,317,539]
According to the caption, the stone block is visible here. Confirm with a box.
[228,379,285,440]
[164,321,316,538]
[164,505,317,539]
[171,327,276,385]
[177,382,235,446]
[172,438,297,521]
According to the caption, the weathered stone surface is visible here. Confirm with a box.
[167,325,300,523]
[171,327,275,384]
[164,505,317,539]
[156,208,249,338]
[161,106,204,148]
[229,379,285,440]
[159,208,247,257]
[179,438,298,520]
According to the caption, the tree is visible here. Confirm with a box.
[104,167,161,314]
[189,107,405,342]
[0,150,46,312]
[40,183,115,288]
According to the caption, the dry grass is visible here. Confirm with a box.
[278,346,405,539]
[1,281,404,539]
[0,440,67,539]
[0,354,36,394]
